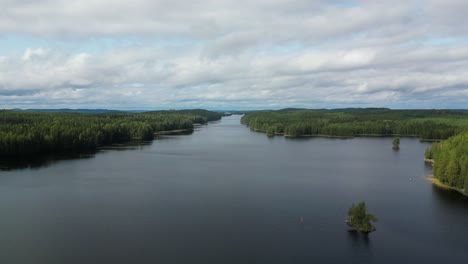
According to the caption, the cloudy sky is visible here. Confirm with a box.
[1,0,467,109]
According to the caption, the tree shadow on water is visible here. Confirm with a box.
[0,152,95,171]
[347,230,374,263]
[348,230,371,246]
[0,141,154,171]
[431,185,468,210]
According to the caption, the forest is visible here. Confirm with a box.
[241,108,468,139]
[0,109,222,157]
[426,131,468,194]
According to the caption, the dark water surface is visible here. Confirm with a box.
[1,115,467,263]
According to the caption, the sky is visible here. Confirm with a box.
[0,0,468,110]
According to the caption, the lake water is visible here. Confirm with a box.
[1,115,468,264]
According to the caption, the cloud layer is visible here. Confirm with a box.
[1,0,467,109]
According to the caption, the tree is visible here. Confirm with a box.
[266,126,275,137]
[424,147,433,159]
[392,137,400,149]
[346,202,377,233]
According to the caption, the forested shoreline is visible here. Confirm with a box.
[0,109,221,157]
[425,132,468,194]
[241,108,468,195]
[241,108,468,140]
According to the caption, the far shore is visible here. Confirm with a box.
[243,124,446,140]
[155,128,193,135]
[284,134,353,139]
[155,121,209,135]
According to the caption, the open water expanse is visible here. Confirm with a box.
[1,115,467,263]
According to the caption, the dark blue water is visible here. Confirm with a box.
[1,115,467,263]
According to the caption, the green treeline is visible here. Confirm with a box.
[0,109,221,157]
[426,132,468,194]
[241,108,468,139]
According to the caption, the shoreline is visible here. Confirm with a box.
[284,134,353,139]
[420,139,442,142]
[424,158,435,164]
[243,125,443,140]
[247,126,443,142]
[155,128,194,135]
[426,176,468,197]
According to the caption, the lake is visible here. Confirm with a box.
[1,115,467,263]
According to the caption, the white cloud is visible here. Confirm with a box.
[0,0,467,109]
[22,48,48,61]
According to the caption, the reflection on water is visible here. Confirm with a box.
[348,230,371,245]
[0,153,95,171]
[155,130,195,136]
[0,140,153,170]
[98,140,153,151]
[347,230,374,264]
[0,132,196,171]
[431,185,468,209]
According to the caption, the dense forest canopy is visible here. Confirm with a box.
[0,109,221,157]
[426,132,468,194]
[241,109,468,139]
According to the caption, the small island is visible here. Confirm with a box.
[346,202,378,233]
[392,137,400,149]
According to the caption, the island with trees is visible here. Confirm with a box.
[346,202,378,233]
[392,137,400,149]
[241,108,468,140]
[0,109,222,157]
